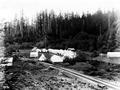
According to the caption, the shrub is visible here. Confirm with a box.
[5,44,20,56]
[76,51,91,62]
[20,42,33,49]
[63,57,76,65]
[13,54,20,63]
[88,60,101,67]
[91,50,99,57]
[44,59,53,64]
[53,43,65,49]
[63,51,91,65]
[35,41,45,48]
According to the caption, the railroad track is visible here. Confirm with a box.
[41,62,120,90]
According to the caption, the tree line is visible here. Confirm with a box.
[4,10,118,53]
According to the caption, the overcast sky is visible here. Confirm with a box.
[0,0,120,23]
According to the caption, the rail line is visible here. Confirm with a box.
[41,62,120,90]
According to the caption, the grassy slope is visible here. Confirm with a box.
[60,58,120,81]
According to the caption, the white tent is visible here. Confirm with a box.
[39,54,46,61]
[32,47,37,51]
[42,48,48,52]
[32,47,42,52]
[50,55,65,62]
[30,51,38,58]
[48,49,77,59]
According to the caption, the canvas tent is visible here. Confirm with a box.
[50,55,65,62]
[39,54,47,61]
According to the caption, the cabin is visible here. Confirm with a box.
[107,52,120,64]
[107,52,120,58]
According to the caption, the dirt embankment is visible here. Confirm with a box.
[4,58,107,90]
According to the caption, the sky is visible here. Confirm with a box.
[0,0,120,23]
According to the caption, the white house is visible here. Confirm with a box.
[107,52,120,58]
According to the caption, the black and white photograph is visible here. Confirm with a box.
[0,0,120,90]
